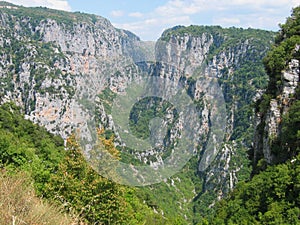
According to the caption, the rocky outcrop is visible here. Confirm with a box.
[101,28,273,207]
[0,4,151,140]
[254,56,299,165]
[0,3,275,219]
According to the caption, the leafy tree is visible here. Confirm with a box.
[281,100,300,157]
[0,102,165,224]
[43,133,130,224]
[263,7,300,96]
[206,156,300,224]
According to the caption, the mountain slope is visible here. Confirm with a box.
[0,2,280,224]
[203,6,300,224]
[0,102,171,224]
[0,1,153,140]
[253,6,300,168]
[96,25,275,222]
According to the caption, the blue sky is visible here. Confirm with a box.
[4,0,300,40]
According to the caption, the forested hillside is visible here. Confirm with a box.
[202,6,300,224]
[0,102,173,224]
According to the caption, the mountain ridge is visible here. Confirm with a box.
[0,2,289,224]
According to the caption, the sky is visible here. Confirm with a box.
[3,0,300,40]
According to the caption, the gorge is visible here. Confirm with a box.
[0,1,299,224]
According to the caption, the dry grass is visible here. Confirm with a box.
[0,171,81,225]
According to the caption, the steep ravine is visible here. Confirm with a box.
[0,2,276,223]
[158,28,274,221]
[98,26,275,221]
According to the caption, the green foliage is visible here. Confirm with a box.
[160,25,274,60]
[220,61,269,140]
[207,6,300,225]
[206,156,300,224]
[42,134,169,224]
[43,134,129,224]
[98,87,117,114]
[0,2,102,28]
[0,102,69,195]
[161,25,223,41]
[0,102,65,173]
[263,6,300,97]
[256,6,300,164]
[264,35,300,96]
[276,6,300,43]
[135,156,204,224]
[255,93,273,120]
[280,100,300,158]
[0,102,166,224]
[129,96,178,140]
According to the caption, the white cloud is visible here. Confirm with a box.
[129,12,144,18]
[222,0,299,8]
[155,0,202,17]
[155,0,300,16]
[114,15,191,41]
[110,10,124,17]
[8,0,298,41]
[115,0,299,40]
[5,0,71,11]
[213,17,241,27]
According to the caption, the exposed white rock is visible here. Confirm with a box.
[254,56,299,165]
[282,59,299,98]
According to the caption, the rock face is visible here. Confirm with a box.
[0,3,153,140]
[0,3,276,221]
[147,27,274,218]
[99,26,274,216]
[254,56,299,165]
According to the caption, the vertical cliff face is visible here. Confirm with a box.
[156,27,274,202]
[96,26,274,220]
[254,58,299,164]
[253,7,300,169]
[0,3,153,140]
[203,8,300,224]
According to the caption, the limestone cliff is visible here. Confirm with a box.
[252,6,300,172]
[0,2,277,221]
[96,25,275,219]
[0,2,153,140]
[253,51,299,168]
[156,26,274,207]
